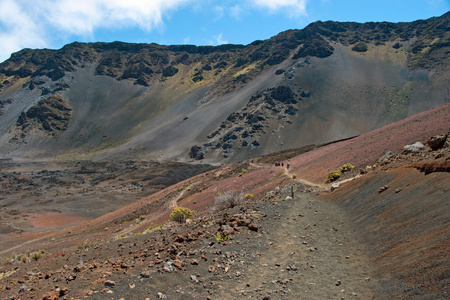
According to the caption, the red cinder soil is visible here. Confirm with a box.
[0,103,448,299]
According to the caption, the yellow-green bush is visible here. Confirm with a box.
[170,207,196,223]
[238,169,248,177]
[326,163,355,183]
[326,170,342,183]
[339,163,355,173]
[31,251,42,261]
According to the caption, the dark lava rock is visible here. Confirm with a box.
[162,65,178,77]
[428,134,448,150]
[352,42,368,52]
[16,95,72,134]
[271,86,295,104]
[241,131,250,138]
[285,106,298,116]
[293,35,334,58]
[190,145,205,160]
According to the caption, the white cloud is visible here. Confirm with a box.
[0,0,311,63]
[0,0,192,63]
[210,33,228,45]
[0,0,47,62]
[41,0,192,34]
[249,0,308,16]
[230,5,244,19]
[213,5,225,21]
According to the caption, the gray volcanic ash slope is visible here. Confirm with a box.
[0,12,448,162]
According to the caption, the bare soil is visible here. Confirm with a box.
[0,104,448,299]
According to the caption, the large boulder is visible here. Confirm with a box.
[271,86,296,104]
[189,145,205,160]
[403,142,425,153]
[427,134,448,150]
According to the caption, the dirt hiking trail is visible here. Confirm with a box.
[203,192,378,299]
[104,188,381,300]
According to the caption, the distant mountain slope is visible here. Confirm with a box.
[0,12,448,162]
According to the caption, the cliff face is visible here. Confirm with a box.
[0,12,448,162]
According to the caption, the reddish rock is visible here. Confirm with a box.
[172,260,185,270]
[428,134,448,150]
[187,259,199,265]
[248,223,258,231]
[42,291,58,300]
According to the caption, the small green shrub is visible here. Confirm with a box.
[170,207,196,223]
[31,252,42,261]
[339,163,355,172]
[326,163,355,183]
[238,169,248,177]
[326,170,342,183]
[214,233,228,243]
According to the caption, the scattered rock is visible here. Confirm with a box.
[140,270,152,278]
[378,186,389,193]
[221,224,234,236]
[378,151,394,165]
[190,145,205,160]
[105,280,116,287]
[428,134,448,150]
[247,223,258,231]
[403,142,425,153]
[42,291,58,300]
[187,259,199,265]
[172,260,185,270]
[190,275,199,283]
[331,182,340,191]
[163,262,173,272]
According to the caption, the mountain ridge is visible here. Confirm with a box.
[0,12,449,162]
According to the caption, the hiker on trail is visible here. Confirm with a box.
[281,162,284,167]
[287,163,290,170]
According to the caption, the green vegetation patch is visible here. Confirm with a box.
[326,163,355,183]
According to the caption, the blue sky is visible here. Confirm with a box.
[0,0,449,63]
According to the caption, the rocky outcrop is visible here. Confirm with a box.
[192,85,307,159]
[403,142,425,153]
[16,95,72,135]
[427,133,449,150]
[190,145,205,160]
[293,35,334,58]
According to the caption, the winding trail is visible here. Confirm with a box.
[197,183,379,299]
[211,190,379,299]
